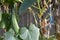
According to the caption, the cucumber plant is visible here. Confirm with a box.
[0,0,59,40]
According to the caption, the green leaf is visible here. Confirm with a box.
[4,29,16,40]
[20,24,40,40]
[19,0,36,14]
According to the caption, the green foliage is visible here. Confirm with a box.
[4,29,19,40]
[0,0,59,40]
[12,12,19,33]
[2,13,11,31]
[0,37,3,40]
[3,24,40,40]
[4,0,15,7]
[20,24,39,40]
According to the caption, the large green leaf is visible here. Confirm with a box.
[20,24,40,40]
[4,29,19,40]
[19,0,36,14]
